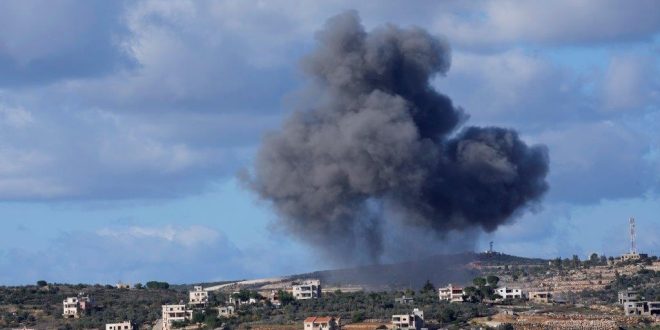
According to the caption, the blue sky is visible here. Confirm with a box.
[0,0,659,285]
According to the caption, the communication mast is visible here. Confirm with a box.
[629,217,637,254]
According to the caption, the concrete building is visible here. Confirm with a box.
[528,291,552,303]
[162,304,192,330]
[115,283,131,289]
[624,301,660,316]
[189,286,209,308]
[618,289,639,304]
[62,297,79,318]
[394,296,414,304]
[293,279,321,300]
[391,309,424,330]
[620,252,648,262]
[438,284,464,302]
[304,316,340,330]
[495,287,523,300]
[62,294,93,318]
[218,305,235,317]
[105,321,133,330]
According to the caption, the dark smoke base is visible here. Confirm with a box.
[247,11,549,263]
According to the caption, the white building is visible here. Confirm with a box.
[115,283,131,289]
[293,279,321,300]
[304,316,340,330]
[162,304,192,330]
[438,284,464,302]
[63,297,79,318]
[189,286,209,307]
[391,309,424,330]
[105,321,133,330]
[495,287,523,300]
[218,305,235,317]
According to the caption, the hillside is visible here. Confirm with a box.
[290,252,548,290]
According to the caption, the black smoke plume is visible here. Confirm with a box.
[246,11,549,263]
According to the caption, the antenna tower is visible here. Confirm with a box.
[629,217,636,254]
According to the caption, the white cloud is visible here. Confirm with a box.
[602,54,660,112]
[432,0,660,49]
[0,105,33,127]
[537,120,655,203]
[97,225,221,247]
[0,224,314,285]
[435,49,590,127]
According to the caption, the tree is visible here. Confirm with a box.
[486,275,500,287]
[462,286,479,303]
[36,280,48,287]
[472,277,487,287]
[192,311,205,323]
[421,280,435,293]
[439,308,456,323]
[146,281,169,290]
[572,255,581,268]
[277,290,295,306]
[351,311,365,323]
[553,257,562,268]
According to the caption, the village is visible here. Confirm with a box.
[51,252,659,330]
[1,219,657,330]
[26,249,660,330]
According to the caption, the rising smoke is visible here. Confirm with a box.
[246,11,549,263]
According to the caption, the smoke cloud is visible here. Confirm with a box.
[246,11,549,263]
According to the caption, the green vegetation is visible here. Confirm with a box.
[0,283,185,329]
[145,281,170,290]
[198,290,492,329]
[580,269,660,303]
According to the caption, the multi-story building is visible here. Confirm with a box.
[391,309,424,330]
[293,280,321,300]
[618,289,639,304]
[162,304,192,330]
[218,305,235,317]
[528,291,552,303]
[624,301,660,316]
[63,297,79,318]
[62,294,93,318]
[105,321,134,330]
[438,284,464,302]
[189,286,209,308]
[495,287,523,300]
[304,316,340,330]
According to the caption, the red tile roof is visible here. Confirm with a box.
[304,316,334,324]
